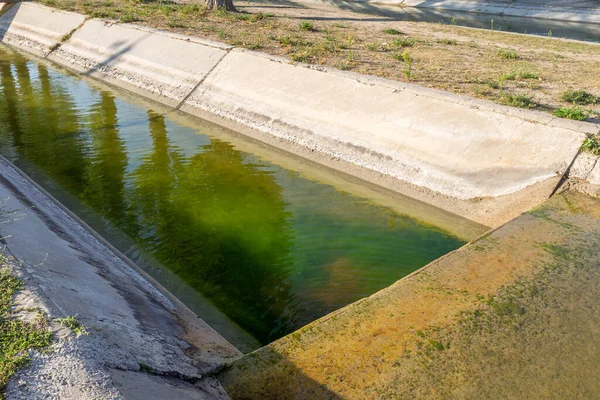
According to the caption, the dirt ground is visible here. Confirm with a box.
[36,0,600,120]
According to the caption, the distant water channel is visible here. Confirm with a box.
[0,46,468,350]
[346,4,600,43]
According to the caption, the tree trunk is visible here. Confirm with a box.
[206,0,236,11]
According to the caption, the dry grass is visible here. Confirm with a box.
[38,0,600,118]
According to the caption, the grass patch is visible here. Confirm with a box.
[180,3,205,16]
[0,268,53,397]
[518,71,539,79]
[56,315,88,336]
[500,92,536,108]
[383,28,402,35]
[497,48,518,59]
[392,38,416,48]
[562,90,598,105]
[499,71,539,86]
[582,134,600,155]
[552,107,589,121]
[119,12,139,23]
[366,42,380,51]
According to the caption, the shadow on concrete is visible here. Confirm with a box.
[220,346,343,399]
[83,33,151,76]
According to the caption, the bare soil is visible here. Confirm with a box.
[37,0,600,119]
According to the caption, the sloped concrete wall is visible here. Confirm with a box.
[181,48,588,200]
[47,19,231,107]
[0,2,85,57]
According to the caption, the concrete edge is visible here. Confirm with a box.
[0,154,243,360]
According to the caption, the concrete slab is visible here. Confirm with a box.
[48,19,231,107]
[182,49,586,201]
[0,2,85,57]
[221,191,600,399]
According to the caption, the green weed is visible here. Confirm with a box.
[299,21,315,31]
[401,50,413,80]
[562,90,597,105]
[553,107,588,121]
[56,315,88,336]
[582,134,600,155]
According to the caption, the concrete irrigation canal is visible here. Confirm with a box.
[1,1,600,399]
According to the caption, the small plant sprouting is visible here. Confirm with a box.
[383,28,402,35]
[552,107,589,121]
[299,21,315,31]
[497,48,518,60]
[56,315,88,337]
[392,51,413,79]
[582,134,600,155]
[562,90,598,105]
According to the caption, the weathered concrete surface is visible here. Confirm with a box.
[0,2,85,57]
[0,157,240,399]
[47,19,231,107]
[221,191,600,399]
[399,0,600,23]
[183,48,587,200]
[565,149,600,198]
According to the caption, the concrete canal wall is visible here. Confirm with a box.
[1,2,599,227]
[399,0,600,23]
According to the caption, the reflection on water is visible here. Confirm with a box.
[0,46,464,347]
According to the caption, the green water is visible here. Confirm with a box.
[0,46,465,348]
